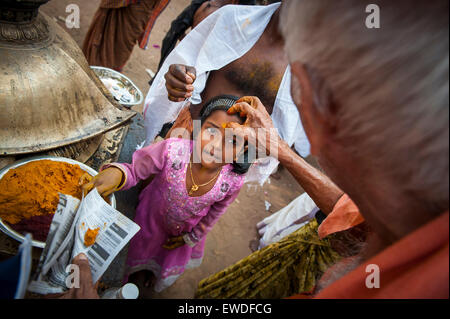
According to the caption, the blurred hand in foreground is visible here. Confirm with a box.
[44,253,99,299]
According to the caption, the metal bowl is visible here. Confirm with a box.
[91,66,144,107]
[0,156,116,248]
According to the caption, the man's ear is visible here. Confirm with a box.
[290,61,334,157]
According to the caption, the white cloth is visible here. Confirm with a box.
[143,3,310,184]
[257,192,319,249]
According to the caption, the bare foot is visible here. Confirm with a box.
[249,239,260,252]
[128,270,155,299]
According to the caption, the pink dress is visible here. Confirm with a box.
[107,138,244,292]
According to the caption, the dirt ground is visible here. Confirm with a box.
[41,0,306,298]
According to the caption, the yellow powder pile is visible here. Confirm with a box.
[84,227,100,247]
[0,160,88,224]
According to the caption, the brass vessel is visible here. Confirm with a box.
[0,0,135,155]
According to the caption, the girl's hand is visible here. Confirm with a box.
[162,235,185,250]
[79,167,124,198]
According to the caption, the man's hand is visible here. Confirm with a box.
[225,96,283,158]
[162,235,185,250]
[48,254,99,299]
[164,64,196,102]
[228,99,344,216]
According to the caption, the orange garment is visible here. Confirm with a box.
[83,0,170,71]
[306,211,449,299]
[318,194,365,239]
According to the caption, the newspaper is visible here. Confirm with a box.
[28,188,140,295]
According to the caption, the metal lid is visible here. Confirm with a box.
[0,7,135,155]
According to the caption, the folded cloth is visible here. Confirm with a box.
[318,194,365,239]
[257,192,319,249]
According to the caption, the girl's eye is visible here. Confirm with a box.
[206,127,218,135]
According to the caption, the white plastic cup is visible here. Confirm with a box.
[101,283,139,299]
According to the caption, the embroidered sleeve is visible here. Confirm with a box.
[101,139,170,191]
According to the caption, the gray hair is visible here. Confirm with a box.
[281,0,449,214]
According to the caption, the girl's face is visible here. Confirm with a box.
[194,110,246,170]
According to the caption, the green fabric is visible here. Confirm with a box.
[196,219,341,299]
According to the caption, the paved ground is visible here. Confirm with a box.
[41,0,306,298]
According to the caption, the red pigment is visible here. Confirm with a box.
[7,214,54,242]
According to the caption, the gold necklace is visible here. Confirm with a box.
[188,160,221,195]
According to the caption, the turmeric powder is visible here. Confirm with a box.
[84,227,100,247]
[0,160,88,225]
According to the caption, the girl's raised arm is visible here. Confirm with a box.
[103,139,169,191]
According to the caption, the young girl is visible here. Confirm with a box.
[82,95,250,292]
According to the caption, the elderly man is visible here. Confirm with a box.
[224,0,448,298]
